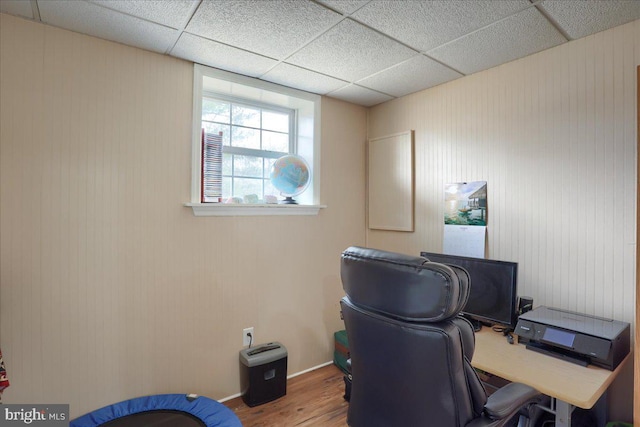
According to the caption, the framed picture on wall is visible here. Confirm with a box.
[367,130,414,231]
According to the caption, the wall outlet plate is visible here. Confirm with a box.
[243,327,254,346]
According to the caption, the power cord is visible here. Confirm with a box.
[505,332,514,344]
[519,304,533,315]
[491,325,514,344]
[247,332,253,348]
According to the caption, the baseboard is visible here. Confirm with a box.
[287,360,334,379]
[218,392,242,403]
[217,360,334,403]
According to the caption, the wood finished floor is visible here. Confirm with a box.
[223,364,349,427]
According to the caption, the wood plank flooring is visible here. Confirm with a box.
[223,364,349,427]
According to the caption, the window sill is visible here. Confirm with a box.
[185,203,326,217]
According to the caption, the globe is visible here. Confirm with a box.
[270,154,311,204]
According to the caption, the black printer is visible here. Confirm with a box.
[515,306,630,370]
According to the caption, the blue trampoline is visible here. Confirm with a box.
[70,394,242,427]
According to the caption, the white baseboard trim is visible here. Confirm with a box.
[218,392,242,403]
[287,360,334,379]
[217,360,334,403]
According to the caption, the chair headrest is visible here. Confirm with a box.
[340,246,469,322]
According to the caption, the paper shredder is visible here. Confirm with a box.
[239,342,287,407]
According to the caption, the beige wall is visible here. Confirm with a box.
[0,14,367,417]
[367,19,639,422]
[2,8,638,422]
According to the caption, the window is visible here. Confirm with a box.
[201,96,295,202]
[188,65,323,216]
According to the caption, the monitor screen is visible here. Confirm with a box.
[420,251,518,329]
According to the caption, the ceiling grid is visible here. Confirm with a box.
[1,0,638,106]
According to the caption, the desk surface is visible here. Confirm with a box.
[472,328,630,409]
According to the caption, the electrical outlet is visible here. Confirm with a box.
[243,327,254,346]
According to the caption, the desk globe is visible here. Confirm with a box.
[270,154,310,204]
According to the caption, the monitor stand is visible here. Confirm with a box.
[462,315,483,332]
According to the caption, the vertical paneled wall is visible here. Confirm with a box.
[367,20,638,421]
[0,14,367,417]
[368,19,637,324]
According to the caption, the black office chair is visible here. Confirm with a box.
[340,246,545,427]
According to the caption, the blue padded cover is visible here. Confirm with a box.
[70,394,242,427]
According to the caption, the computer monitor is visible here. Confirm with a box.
[420,251,519,329]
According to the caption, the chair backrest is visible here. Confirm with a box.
[340,246,487,427]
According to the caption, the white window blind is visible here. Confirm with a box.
[201,130,223,203]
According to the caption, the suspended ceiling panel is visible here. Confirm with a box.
[172,32,278,78]
[351,0,532,52]
[38,0,179,53]
[186,0,341,59]
[427,7,567,75]
[356,55,464,98]
[286,18,418,82]
[1,0,638,107]
[88,0,199,29]
[539,0,640,39]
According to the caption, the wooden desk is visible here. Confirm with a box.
[472,328,630,427]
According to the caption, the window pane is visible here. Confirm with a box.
[199,94,300,204]
[264,158,276,178]
[262,111,289,132]
[234,178,263,198]
[202,99,230,123]
[262,130,289,152]
[232,105,260,128]
[203,123,230,146]
[222,177,232,199]
[264,179,278,197]
[222,153,232,175]
[232,127,260,149]
[234,155,262,178]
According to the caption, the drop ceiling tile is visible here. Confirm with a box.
[186,0,341,60]
[38,0,178,53]
[428,7,566,75]
[539,0,640,39]
[328,84,393,107]
[0,0,33,19]
[315,0,370,15]
[287,19,417,82]
[357,55,463,97]
[262,63,348,95]
[171,33,278,78]
[88,0,199,29]
[352,0,531,52]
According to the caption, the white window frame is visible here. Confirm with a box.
[202,94,295,200]
[186,65,325,216]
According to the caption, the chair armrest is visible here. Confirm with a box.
[465,383,543,427]
[484,382,541,419]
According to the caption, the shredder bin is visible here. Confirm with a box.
[239,342,287,407]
